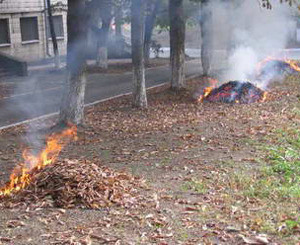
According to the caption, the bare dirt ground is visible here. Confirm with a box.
[0,75,299,244]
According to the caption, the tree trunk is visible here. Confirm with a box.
[97,46,108,68]
[115,5,123,38]
[200,0,213,76]
[131,0,147,108]
[47,0,60,68]
[96,20,111,69]
[97,20,112,69]
[59,0,88,125]
[144,0,160,65]
[114,5,124,57]
[96,0,113,69]
[169,0,186,90]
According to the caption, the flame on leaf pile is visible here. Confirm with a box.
[197,78,218,102]
[0,125,77,197]
[199,81,267,104]
[256,56,300,74]
[197,57,300,104]
[285,59,300,72]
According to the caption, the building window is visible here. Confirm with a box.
[48,15,64,39]
[20,17,39,42]
[0,19,10,45]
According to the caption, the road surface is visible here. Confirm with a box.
[0,60,203,129]
[2,47,299,129]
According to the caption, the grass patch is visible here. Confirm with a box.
[181,179,207,194]
[206,127,300,241]
[232,128,300,200]
[262,129,300,199]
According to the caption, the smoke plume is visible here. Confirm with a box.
[208,0,297,88]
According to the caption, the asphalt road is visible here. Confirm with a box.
[0,60,203,128]
[2,47,299,129]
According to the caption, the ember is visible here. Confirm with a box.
[202,81,266,104]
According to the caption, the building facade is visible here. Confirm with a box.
[0,0,67,62]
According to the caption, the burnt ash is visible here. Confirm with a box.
[204,81,265,104]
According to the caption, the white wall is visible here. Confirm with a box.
[0,0,44,13]
[0,0,67,61]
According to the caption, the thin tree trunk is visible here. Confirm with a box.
[131,0,147,108]
[96,45,108,69]
[97,14,112,68]
[95,0,113,69]
[46,0,60,69]
[115,5,123,38]
[114,5,124,57]
[144,0,160,65]
[96,21,111,69]
[200,0,213,76]
[169,0,186,90]
[59,0,88,125]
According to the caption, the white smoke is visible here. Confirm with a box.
[227,46,258,81]
[208,0,297,86]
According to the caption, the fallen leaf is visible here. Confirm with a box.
[225,226,241,232]
[7,220,25,228]
[0,237,12,242]
[239,234,269,244]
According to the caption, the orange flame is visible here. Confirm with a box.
[0,125,77,197]
[197,78,219,102]
[285,59,300,72]
[256,56,300,74]
[261,92,268,102]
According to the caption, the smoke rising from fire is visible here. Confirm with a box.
[208,0,296,87]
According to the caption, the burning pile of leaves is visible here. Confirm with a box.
[202,81,266,104]
[1,159,148,209]
[196,58,300,105]
[256,58,300,81]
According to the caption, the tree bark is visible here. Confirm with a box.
[97,46,108,69]
[200,0,213,76]
[114,5,124,57]
[169,0,186,90]
[97,19,112,69]
[144,0,160,65]
[131,0,147,108]
[47,0,60,68]
[59,0,88,125]
[95,0,112,69]
[115,5,123,38]
[95,22,110,69]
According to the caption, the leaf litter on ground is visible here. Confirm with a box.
[1,159,154,210]
[0,77,300,244]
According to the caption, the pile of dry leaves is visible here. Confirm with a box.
[1,159,149,209]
